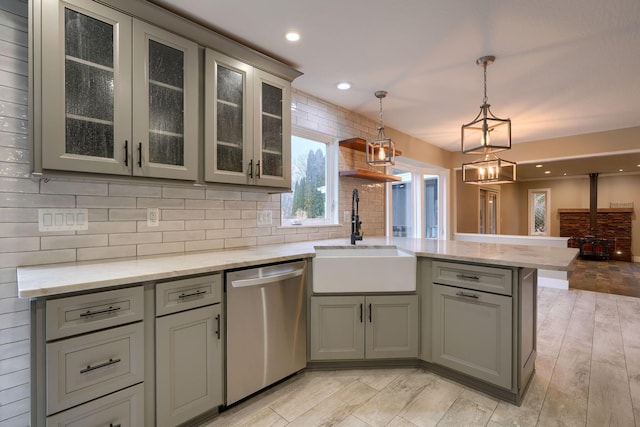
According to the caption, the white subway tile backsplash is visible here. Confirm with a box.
[1,193,75,208]
[0,249,75,269]
[109,208,147,221]
[0,297,28,315]
[241,227,271,238]
[77,245,136,262]
[224,219,257,229]
[185,239,224,252]
[241,192,271,202]
[0,268,16,284]
[0,325,28,346]
[184,220,223,231]
[88,209,109,221]
[77,196,136,209]
[161,209,204,221]
[205,209,240,220]
[0,237,38,253]
[206,189,241,200]
[0,310,28,330]
[0,177,38,194]
[137,197,184,209]
[284,233,309,243]
[137,220,184,233]
[185,199,224,209]
[162,230,205,243]
[257,235,285,246]
[40,180,108,196]
[109,183,162,198]
[0,283,17,299]
[0,223,39,238]
[41,234,108,250]
[109,232,161,246]
[137,241,184,256]
[224,237,256,249]
[0,382,29,406]
[206,228,241,240]
[224,200,256,210]
[0,339,29,360]
[162,186,204,199]
[78,221,136,235]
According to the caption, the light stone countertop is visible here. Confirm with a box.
[17,237,578,298]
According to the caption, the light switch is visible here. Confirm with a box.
[54,213,63,226]
[39,209,89,232]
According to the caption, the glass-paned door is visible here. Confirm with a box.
[133,21,198,180]
[479,189,499,234]
[204,50,253,184]
[529,189,550,235]
[42,0,132,175]
[424,176,439,238]
[391,169,414,237]
[254,70,291,188]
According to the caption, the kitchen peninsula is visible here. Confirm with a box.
[18,238,577,425]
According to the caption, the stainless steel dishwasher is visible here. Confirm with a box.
[225,260,307,405]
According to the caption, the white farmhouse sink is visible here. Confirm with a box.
[312,246,417,293]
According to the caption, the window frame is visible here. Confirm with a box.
[280,127,338,227]
[528,188,551,236]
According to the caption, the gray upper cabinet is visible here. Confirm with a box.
[40,0,198,180]
[205,50,291,188]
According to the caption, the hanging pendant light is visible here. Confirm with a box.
[461,55,516,184]
[366,90,395,166]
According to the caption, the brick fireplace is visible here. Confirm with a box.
[559,208,633,261]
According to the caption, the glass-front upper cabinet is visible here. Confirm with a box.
[253,70,291,188]
[205,50,290,188]
[133,22,198,180]
[40,0,198,180]
[204,50,253,184]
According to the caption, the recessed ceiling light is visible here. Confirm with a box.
[285,31,300,42]
[563,172,567,176]
[535,164,543,168]
[545,171,551,174]
[336,81,352,90]
[619,168,624,172]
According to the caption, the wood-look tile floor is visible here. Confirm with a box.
[202,287,640,427]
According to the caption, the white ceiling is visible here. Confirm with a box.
[152,0,640,153]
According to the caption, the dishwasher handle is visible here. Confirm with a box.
[230,267,305,288]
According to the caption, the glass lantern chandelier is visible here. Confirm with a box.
[366,90,396,166]
[461,55,516,184]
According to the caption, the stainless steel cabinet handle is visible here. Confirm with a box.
[231,268,305,288]
[178,290,207,299]
[124,140,128,166]
[456,291,479,299]
[456,274,480,281]
[215,314,221,339]
[80,357,121,374]
[79,306,121,318]
[137,143,142,167]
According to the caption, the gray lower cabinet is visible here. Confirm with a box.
[427,259,537,404]
[310,295,419,361]
[155,275,223,427]
[432,283,512,388]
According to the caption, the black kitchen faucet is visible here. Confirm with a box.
[351,188,363,244]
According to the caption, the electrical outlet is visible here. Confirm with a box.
[147,208,160,227]
[344,210,350,224]
[257,210,273,226]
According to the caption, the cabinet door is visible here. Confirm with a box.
[253,70,291,188]
[432,284,512,389]
[156,305,222,427]
[41,0,132,175]
[205,49,254,184]
[310,296,364,360]
[133,21,198,180]
[366,295,419,359]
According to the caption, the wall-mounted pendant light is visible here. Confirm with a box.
[366,90,395,166]
[461,56,516,184]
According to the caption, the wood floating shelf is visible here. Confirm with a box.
[338,137,403,156]
[339,169,401,182]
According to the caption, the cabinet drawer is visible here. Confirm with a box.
[46,322,144,415]
[432,261,512,296]
[46,286,144,340]
[46,383,144,427]
[155,274,222,316]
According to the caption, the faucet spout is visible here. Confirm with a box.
[351,188,363,244]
